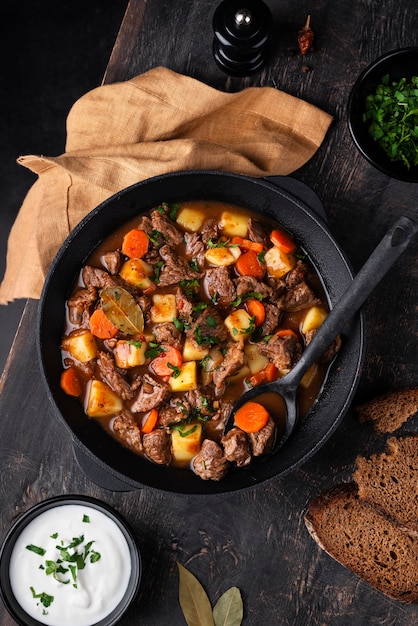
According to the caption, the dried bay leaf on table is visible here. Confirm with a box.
[100,286,144,335]
[213,587,243,626]
[177,563,215,626]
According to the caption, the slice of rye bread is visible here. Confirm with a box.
[304,483,418,603]
[354,387,418,433]
[353,435,418,535]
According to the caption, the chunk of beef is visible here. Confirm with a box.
[200,218,219,244]
[186,389,216,418]
[304,329,342,363]
[205,266,236,308]
[285,260,309,288]
[192,439,229,481]
[257,333,302,371]
[221,427,252,467]
[235,275,273,299]
[204,400,233,440]
[82,265,119,290]
[247,217,270,248]
[260,302,281,336]
[247,416,275,456]
[212,341,246,389]
[153,322,183,350]
[186,306,228,349]
[97,351,134,401]
[67,286,98,326]
[175,286,194,319]
[113,410,143,453]
[131,374,171,412]
[151,209,183,245]
[158,245,201,287]
[267,276,287,299]
[143,429,171,465]
[136,215,153,234]
[158,401,189,427]
[280,281,321,312]
[184,232,205,268]
[102,250,121,275]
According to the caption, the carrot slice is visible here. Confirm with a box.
[270,229,297,253]
[60,367,82,397]
[248,362,278,388]
[122,228,149,259]
[150,345,183,378]
[234,401,270,433]
[275,328,299,339]
[231,236,264,253]
[89,308,118,339]
[246,299,265,326]
[235,250,264,278]
[142,408,159,434]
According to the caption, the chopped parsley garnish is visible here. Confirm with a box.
[147,229,165,246]
[231,291,263,307]
[207,237,238,248]
[172,424,198,437]
[145,341,165,359]
[26,544,46,556]
[153,260,164,284]
[189,258,200,273]
[194,325,220,346]
[167,363,181,378]
[30,587,54,610]
[179,279,200,298]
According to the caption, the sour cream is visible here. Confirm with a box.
[8,504,132,626]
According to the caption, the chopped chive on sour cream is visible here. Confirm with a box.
[9,504,132,626]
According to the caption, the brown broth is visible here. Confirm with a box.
[61,200,335,475]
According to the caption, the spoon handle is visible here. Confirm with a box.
[287,215,418,385]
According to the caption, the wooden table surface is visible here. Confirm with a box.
[1,1,418,624]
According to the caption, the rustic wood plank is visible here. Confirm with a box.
[1,0,418,624]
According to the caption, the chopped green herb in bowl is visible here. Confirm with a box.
[348,47,418,182]
[363,74,418,170]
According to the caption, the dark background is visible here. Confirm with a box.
[0,0,129,374]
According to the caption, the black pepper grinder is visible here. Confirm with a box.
[212,0,272,76]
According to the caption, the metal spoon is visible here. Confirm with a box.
[227,215,418,449]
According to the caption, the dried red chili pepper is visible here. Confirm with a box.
[298,15,314,56]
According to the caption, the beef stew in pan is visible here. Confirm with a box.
[60,201,340,481]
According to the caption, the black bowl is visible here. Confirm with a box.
[37,170,365,496]
[348,47,418,182]
[0,495,141,626]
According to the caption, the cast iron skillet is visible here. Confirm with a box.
[37,170,365,495]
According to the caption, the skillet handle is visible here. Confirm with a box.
[287,215,418,383]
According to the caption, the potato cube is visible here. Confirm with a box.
[169,361,198,392]
[200,347,224,386]
[205,245,241,267]
[114,339,147,368]
[120,258,153,290]
[244,343,269,374]
[176,207,205,232]
[224,308,254,341]
[226,364,251,383]
[182,337,209,362]
[85,380,123,418]
[171,422,203,465]
[62,329,97,363]
[301,306,328,334]
[300,364,319,389]
[219,211,249,237]
[264,246,296,278]
[150,294,177,323]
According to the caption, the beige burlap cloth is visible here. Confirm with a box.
[0,67,332,304]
